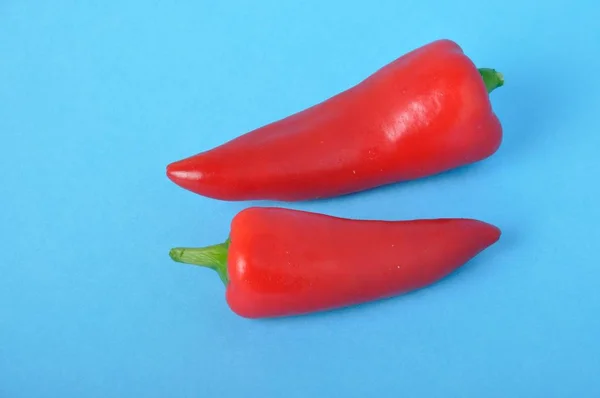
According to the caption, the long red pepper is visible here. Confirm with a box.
[169,207,500,318]
[166,39,504,201]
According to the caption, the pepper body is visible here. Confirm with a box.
[171,207,501,318]
[167,39,503,201]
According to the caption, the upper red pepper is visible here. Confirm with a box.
[166,39,503,201]
[169,207,501,318]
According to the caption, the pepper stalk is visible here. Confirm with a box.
[170,239,230,285]
[478,68,504,93]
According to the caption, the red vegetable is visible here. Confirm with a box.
[166,39,504,201]
[169,207,501,318]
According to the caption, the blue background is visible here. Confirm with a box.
[2,1,599,397]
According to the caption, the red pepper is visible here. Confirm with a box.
[166,39,504,201]
[169,207,500,318]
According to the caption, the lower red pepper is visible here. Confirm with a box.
[169,207,500,318]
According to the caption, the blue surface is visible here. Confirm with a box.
[2,1,599,397]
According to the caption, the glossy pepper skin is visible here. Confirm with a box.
[169,207,501,318]
[166,39,504,201]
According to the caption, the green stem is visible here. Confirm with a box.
[169,238,230,285]
[478,68,504,93]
